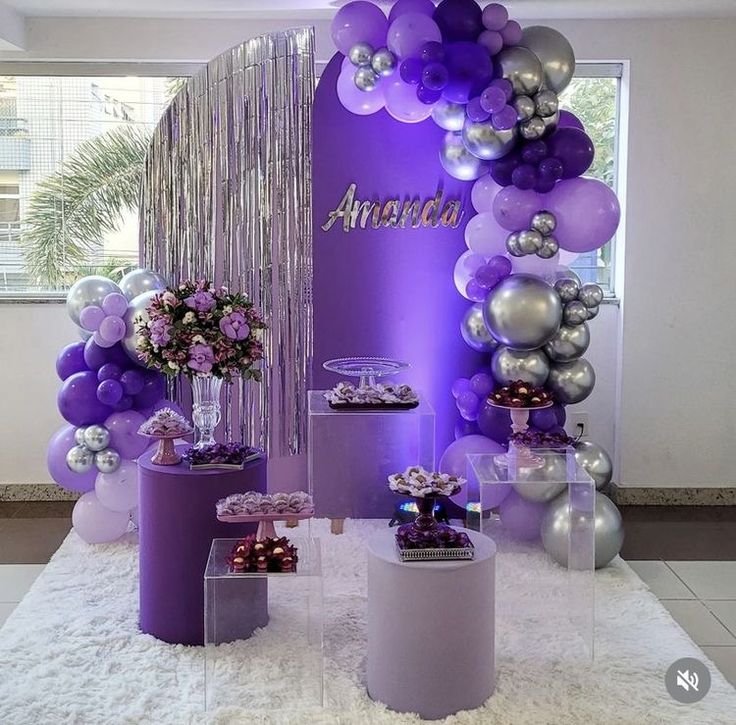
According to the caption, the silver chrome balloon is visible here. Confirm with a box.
[66,276,123,326]
[543,322,590,362]
[531,211,556,235]
[462,118,517,161]
[483,273,562,351]
[537,236,559,259]
[518,229,543,254]
[495,46,544,96]
[546,267,582,287]
[491,346,550,387]
[460,303,499,353]
[439,131,489,180]
[519,25,576,94]
[431,99,466,132]
[83,424,110,452]
[74,427,87,446]
[554,277,580,303]
[563,300,588,326]
[541,109,559,133]
[541,491,623,569]
[506,232,524,257]
[122,289,160,363]
[585,304,600,320]
[513,451,568,502]
[578,283,604,309]
[94,447,122,474]
[547,357,595,404]
[118,269,167,302]
[574,440,613,490]
[348,41,374,67]
[354,66,379,92]
[534,89,559,118]
[519,115,546,141]
[513,95,536,122]
[66,445,94,474]
[371,47,396,76]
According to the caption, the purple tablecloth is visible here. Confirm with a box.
[138,447,267,645]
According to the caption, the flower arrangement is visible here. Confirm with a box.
[388,466,464,498]
[135,280,266,382]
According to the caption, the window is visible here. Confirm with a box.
[0,73,185,298]
[559,63,623,295]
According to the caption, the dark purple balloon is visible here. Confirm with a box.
[558,110,584,131]
[477,401,512,444]
[454,419,480,439]
[539,156,564,180]
[512,163,538,190]
[529,406,557,432]
[534,175,556,194]
[433,0,483,42]
[416,85,442,104]
[487,255,512,277]
[553,403,566,427]
[466,96,491,123]
[389,0,436,24]
[133,370,167,409]
[57,370,112,426]
[83,338,129,371]
[114,395,134,412]
[97,363,123,382]
[492,104,517,131]
[548,127,595,179]
[470,372,494,396]
[97,378,124,406]
[400,57,424,85]
[56,341,88,381]
[422,61,449,90]
[521,140,549,165]
[120,368,145,396]
[420,40,445,63]
[489,153,520,186]
[443,41,493,104]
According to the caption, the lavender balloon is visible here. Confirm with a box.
[72,491,130,544]
[79,305,105,332]
[102,292,129,317]
[95,460,139,513]
[456,390,481,421]
[493,186,543,231]
[482,3,508,31]
[471,175,503,212]
[498,489,546,540]
[451,377,473,398]
[56,341,88,381]
[438,434,505,477]
[331,1,389,55]
[384,77,435,123]
[105,410,149,460]
[453,250,486,299]
[464,212,508,256]
[47,424,97,493]
[337,67,386,115]
[387,12,442,59]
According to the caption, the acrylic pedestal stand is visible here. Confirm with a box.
[137,446,267,645]
[366,527,496,720]
[308,391,434,533]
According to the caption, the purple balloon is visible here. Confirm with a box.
[79,305,105,332]
[384,77,435,122]
[102,292,128,317]
[538,156,564,180]
[97,378,124,406]
[92,329,115,348]
[454,419,480,440]
[84,338,129,370]
[471,174,503,213]
[72,491,130,544]
[493,186,543,231]
[433,0,483,42]
[97,363,122,382]
[466,96,490,123]
[419,40,445,63]
[474,265,500,290]
[58,370,112,426]
[56,341,88,381]
[47,424,97,493]
[558,110,585,131]
[336,67,386,116]
[95,460,139,513]
[399,57,423,85]
[465,278,487,302]
[470,372,494,397]
[451,377,472,398]
[105,409,149,459]
[464,212,508,256]
[120,368,145,396]
[98,315,126,344]
[457,390,481,420]
[534,175,556,194]
[477,29,503,56]
[416,85,442,105]
[548,127,595,179]
[547,177,621,253]
[133,370,167,409]
[482,3,508,31]
[422,61,449,91]
[331,1,389,55]
[529,406,557,432]
[499,490,546,540]
[500,19,522,46]
[489,153,520,186]
[522,140,549,165]
[114,395,134,412]
[387,12,442,60]
[439,434,505,477]
[389,0,435,24]
[492,104,517,131]
[477,402,512,444]
[487,255,512,277]
[553,403,567,427]
[152,398,186,418]
[512,164,538,191]
[489,77,513,101]
[443,41,493,104]
[480,84,506,114]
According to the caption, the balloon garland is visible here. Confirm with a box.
[331,0,623,566]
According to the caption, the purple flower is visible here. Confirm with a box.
[187,343,215,373]
[219,311,250,341]
[184,290,216,313]
[150,318,172,347]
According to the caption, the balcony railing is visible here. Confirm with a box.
[0,118,30,170]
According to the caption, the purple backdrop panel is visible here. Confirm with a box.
[312,54,482,454]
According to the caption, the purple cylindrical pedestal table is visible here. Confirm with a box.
[138,447,268,645]
[367,528,496,720]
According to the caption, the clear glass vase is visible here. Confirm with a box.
[190,374,223,449]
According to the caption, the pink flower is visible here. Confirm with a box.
[187,343,215,373]
[219,311,250,341]
[161,291,180,308]
[185,290,216,313]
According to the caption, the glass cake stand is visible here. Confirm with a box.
[489,401,553,469]
[323,357,410,388]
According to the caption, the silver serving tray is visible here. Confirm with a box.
[396,543,475,562]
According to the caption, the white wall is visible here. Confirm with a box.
[1,15,735,489]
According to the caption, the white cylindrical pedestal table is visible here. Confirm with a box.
[367,527,496,720]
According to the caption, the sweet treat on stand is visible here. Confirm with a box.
[138,408,194,466]
[388,466,462,498]
[489,380,552,408]
[325,381,419,410]
[183,442,262,470]
[227,535,298,573]
[216,491,313,518]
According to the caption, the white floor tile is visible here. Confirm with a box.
[701,646,736,688]
[0,564,45,603]
[628,560,695,599]
[705,601,736,637]
[661,600,736,646]
[0,602,15,627]
[666,562,736,600]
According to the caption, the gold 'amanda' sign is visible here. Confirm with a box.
[322,183,464,232]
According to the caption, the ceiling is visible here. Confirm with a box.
[4,0,736,19]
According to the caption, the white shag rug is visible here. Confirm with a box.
[0,519,735,725]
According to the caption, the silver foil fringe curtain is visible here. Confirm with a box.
[139,28,315,459]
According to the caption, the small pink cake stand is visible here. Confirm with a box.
[489,401,553,469]
[217,509,315,540]
[143,430,194,466]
